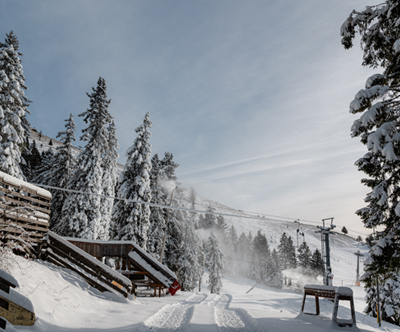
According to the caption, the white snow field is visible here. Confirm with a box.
[5,243,398,332]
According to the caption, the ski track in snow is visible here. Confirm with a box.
[211,294,260,332]
[133,292,259,332]
[133,293,207,331]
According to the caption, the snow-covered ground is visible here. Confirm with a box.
[5,241,397,332]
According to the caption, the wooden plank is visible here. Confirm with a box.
[0,220,48,233]
[119,271,150,275]
[0,199,50,218]
[0,202,50,220]
[46,251,110,293]
[0,213,50,228]
[47,245,129,297]
[0,187,51,209]
[1,231,44,244]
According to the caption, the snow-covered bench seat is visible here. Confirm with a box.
[301,284,356,327]
[0,268,35,327]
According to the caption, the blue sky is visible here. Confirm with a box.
[0,0,382,235]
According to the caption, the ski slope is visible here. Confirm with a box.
[5,250,398,332]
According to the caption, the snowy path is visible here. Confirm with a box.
[133,292,259,332]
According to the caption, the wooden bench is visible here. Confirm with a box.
[0,268,35,328]
[301,285,356,327]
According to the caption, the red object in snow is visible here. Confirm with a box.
[169,280,181,296]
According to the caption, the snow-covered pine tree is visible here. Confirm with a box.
[100,120,119,241]
[237,232,252,277]
[0,31,31,179]
[215,215,229,248]
[34,114,76,229]
[225,225,239,275]
[206,232,224,294]
[58,77,112,239]
[189,187,196,210]
[112,112,152,249]
[311,248,324,277]
[341,226,348,235]
[269,248,283,289]
[174,209,203,291]
[251,230,271,283]
[382,274,400,325]
[21,137,41,181]
[147,153,166,259]
[277,232,297,270]
[341,2,400,323]
[160,151,179,181]
[297,241,312,271]
[200,205,217,229]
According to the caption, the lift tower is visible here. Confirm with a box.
[316,218,336,285]
[354,250,363,286]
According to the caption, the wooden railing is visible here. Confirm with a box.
[44,232,132,298]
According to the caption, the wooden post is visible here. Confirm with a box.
[301,292,306,312]
[332,293,339,323]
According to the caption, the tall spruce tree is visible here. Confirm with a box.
[297,241,312,271]
[58,77,112,239]
[277,232,297,270]
[237,232,252,277]
[100,120,119,241]
[173,209,203,291]
[200,205,217,229]
[341,1,400,323]
[112,112,152,249]
[206,232,224,294]
[269,248,283,289]
[147,153,166,259]
[311,248,324,277]
[33,114,76,229]
[21,138,41,181]
[0,31,30,179]
[251,230,271,283]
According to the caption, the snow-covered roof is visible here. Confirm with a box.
[0,170,52,199]
[0,268,19,288]
[48,232,131,286]
[0,287,34,312]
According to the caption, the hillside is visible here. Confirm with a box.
[28,129,365,287]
